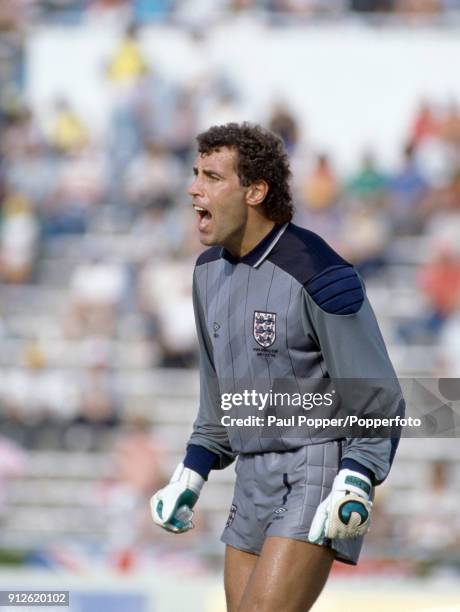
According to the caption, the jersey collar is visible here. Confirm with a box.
[221,222,289,268]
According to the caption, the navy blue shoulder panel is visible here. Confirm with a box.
[196,246,221,267]
[268,224,364,315]
[268,223,349,284]
[306,265,364,314]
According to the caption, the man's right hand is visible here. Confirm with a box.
[150,463,205,533]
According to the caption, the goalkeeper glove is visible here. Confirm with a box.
[150,463,204,534]
[308,469,372,543]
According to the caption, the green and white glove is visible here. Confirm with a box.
[308,469,372,543]
[150,463,204,534]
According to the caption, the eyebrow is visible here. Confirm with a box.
[193,167,225,180]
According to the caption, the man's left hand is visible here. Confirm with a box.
[308,469,372,543]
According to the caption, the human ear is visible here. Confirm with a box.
[246,180,269,207]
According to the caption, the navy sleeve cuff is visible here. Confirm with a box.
[340,459,375,485]
[183,445,219,481]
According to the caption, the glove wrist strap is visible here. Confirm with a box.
[171,463,205,496]
[335,469,372,499]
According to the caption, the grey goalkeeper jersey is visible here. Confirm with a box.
[188,222,402,484]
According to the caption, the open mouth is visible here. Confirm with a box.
[193,204,212,231]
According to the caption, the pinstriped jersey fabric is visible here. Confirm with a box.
[188,222,402,484]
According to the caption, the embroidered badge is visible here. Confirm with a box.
[253,311,276,348]
[226,504,237,528]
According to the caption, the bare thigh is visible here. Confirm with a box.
[238,537,334,612]
[224,545,258,612]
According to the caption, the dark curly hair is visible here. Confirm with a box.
[196,122,294,224]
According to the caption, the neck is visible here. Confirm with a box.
[224,215,276,258]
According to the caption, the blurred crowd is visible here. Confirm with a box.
[0,19,460,421]
[2,0,460,29]
[1,10,460,573]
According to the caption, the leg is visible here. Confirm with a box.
[238,537,334,612]
[224,545,258,612]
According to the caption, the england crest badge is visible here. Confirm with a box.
[226,504,237,528]
[253,311,276,348]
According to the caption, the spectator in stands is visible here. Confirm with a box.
[43,136,108,237]
[106,23,148,85]
[65,253,128,337]
[339,203,390,278]
[395,0,442,16]
[342,154,390,276]
[0,189,39,283]
[76,363,120,430]
[23,337,47,371]
[137,255,198,367]
[113,419,167,499]
[49,98,88,154]
[269,102,299,156]
[439,99,460,146]
[230,0,257,11]
[165,88,197,163]
[346,150,387,208]
[96,419,209,569]
[123,141,183,212]
[408,99,440,148]
[0,0,29,31]
[105,24,151,204]
[349,0,395,12]
[419,168,460,238]
[420,242,460,323]
[86,0,131,25]
[446,168,460,210]
[132,0,175,23]
[399,241,460,342]
[302,153,340,211]
[5,139,55,210]
[135,69,185,154]
[38,0,87,25]
[131,205,184,262]
[0,106,43,162]
[410,100,460,189]
[266,0,296,12]
[386,142,429,234]
[66,338,122,451]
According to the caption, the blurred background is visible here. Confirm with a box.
[0,1,460,611]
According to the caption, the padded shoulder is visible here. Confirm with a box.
[305,265,364,315]
[196,246,221,267]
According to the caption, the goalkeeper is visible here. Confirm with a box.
[151,123,403,612]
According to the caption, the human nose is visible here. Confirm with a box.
[187,176,202,197]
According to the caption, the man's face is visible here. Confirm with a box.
[188,147,249,250]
